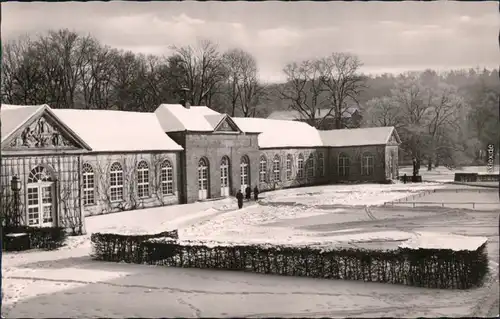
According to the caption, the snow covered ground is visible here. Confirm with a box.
[2,181,499,317]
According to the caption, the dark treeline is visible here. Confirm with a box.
[2,29,499,168]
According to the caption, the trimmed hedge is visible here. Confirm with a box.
[455,173,499,182]
[2,226,67,251]
[91,235,489,290]
[90,230,179,263]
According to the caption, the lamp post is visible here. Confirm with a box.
[10,175,22,227]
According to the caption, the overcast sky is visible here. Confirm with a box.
[2,1,498,83]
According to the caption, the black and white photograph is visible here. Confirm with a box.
[0,1,499,317]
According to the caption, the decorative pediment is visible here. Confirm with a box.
[387,131,400,146]
[214,116,240,133]
[6,115,82,150]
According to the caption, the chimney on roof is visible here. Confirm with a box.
[179,87,191,109]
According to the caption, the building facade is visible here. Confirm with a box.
[1,103,400,233]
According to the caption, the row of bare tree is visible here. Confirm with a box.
[363,72,499,168]
[279,54,366,129]
[2,29,497,168]
[1,29,267,116]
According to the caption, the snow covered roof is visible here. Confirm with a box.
[399,231,488,252]
[267,107,359,121]
[204,114,226,128]
[154,104,242,133]
[1,104,46,143]
[1,104,91,150]
[233,117,324,149]
[155,104,218,132]
[319,126,399,147]
[53,109,183,152]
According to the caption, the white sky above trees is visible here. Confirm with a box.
[2,1,498,83]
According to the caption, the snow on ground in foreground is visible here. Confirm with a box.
[3,182,498,317]
[262,182,446,206]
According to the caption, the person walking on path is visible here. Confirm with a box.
[245,186,252,201]
[253,186,259,201]
[236,189,244,209]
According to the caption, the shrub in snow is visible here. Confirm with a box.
[91,230,179,263]
[91,234,489,290]
[2,226,67,251]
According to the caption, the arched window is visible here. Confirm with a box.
[28,165,52,183]
[361,152,374,176]
[338,153,350,177]
[273,155,281,181]
[137,160,150,198]
[297,154,305,179]
[286,154,293,180]
[307,154,315,178]
[318,153,325,177]
[160,160,174,195]
[27,165,54,226]
[259,155,267,183]
[220,156,230,190]
[82,163,95,205]
[240,156,250,187]
[109,162,123,202]
[198,158,209,192]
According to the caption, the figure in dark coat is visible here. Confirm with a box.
[245,186,251,200]
[253,186,259,201]
[236,190,244,209]
[403,173,407,184]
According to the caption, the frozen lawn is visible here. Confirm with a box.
[389,185,499,210]
[400,165,499,182]
[261,182,446,206]
[3,182,499,317]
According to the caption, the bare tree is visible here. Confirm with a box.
[94,157,114,214]
[362,96,404,129]
[58,160,84,235]
[223,49,266,117]
[169,40,227,107]
[318,53,366,129]
[151,154,170,206]
[121,155,141,210]
[279,59,327,127]
[388,74,464,169]
[1,36,47,105]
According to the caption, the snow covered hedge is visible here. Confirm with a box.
[92,235,488,289]
[91,230,179,263]
[2,226,67,251]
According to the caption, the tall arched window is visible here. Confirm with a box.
[240,156,250,187]
[27,165,54,226]
[338,153,350,178]
[273,155,281,181]
[297,154,305,179]
[318,152,325,177]
[82,163,95,205]
[109,162,124,202]
[286,154,293,180]
[259,155,267,183]
[220,156,230,196]
[307,154,315,178]
[198,158,209,195]
[160,160,174,195]
[137,160,150,198]
[361,152,374,176]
